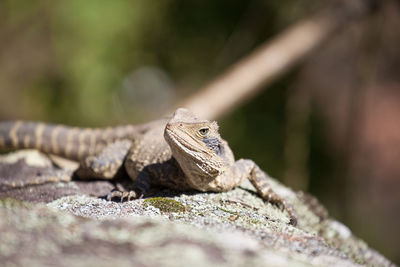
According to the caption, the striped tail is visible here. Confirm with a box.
[0,121,137,161]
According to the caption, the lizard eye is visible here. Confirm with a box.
[198,127,209,136]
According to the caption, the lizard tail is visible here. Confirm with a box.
[0,121,136,160]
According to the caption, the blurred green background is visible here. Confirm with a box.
[1,0,399,263]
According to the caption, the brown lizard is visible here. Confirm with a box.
[0,108,297,225]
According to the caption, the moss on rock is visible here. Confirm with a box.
[144,197,187,213]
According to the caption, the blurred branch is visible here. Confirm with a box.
[175,0,383,120]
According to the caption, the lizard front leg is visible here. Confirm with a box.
[106,171,150,201]
[106,146,155,202]
[107,158,191,202]
[233,159,298,226]
[73,139,142,202]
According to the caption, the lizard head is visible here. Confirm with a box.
[164,108,234,190]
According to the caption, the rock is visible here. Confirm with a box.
[0,150,114,202]
[0,150,395,266]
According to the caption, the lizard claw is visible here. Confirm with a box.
[126,191,138,201]
[106,190,139,202]
[283,202,298,226]
[290,216,298,226]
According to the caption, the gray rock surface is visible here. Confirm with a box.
[0,150,395,266]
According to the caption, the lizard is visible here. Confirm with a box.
[0,108,297,225]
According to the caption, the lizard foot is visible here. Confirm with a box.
[287,209,298,226]
[106,189,144,202]
[269,198,297,226]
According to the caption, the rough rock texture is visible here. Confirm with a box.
[0,150,395,266]
[0,150,114,202]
